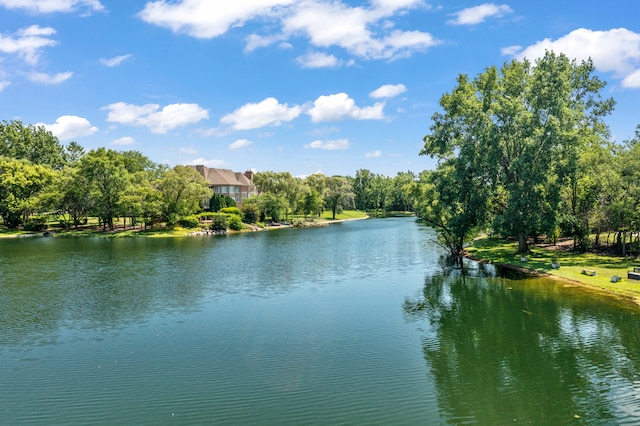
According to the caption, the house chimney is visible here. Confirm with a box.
[244,170,254,181]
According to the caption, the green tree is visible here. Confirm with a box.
[79,148,129,230]
[241,203,260,224]
[56,165,91,228]
[422,51,614,253]
[0,157,56,228]
[250,193,287,222]
[157,165,212,225]
[0,120,66,169]
[302,188,324,217]
[324,176,355,219]
[63,141,85,164]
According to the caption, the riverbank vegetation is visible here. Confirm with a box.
[0,120,419,236]
[419,51,640,261]
[466,237,640,303]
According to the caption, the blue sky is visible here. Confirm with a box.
[1,0,639,177]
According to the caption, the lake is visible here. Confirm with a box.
[1,217,639,425]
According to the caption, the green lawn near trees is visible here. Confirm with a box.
[320,210,368,220]
[466,237,640,301]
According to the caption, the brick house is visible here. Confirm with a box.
[191,165,256,208]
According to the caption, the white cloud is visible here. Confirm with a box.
[370,83,406,98]
[505,28,640,89]
[138,0,438,61]
[307,92,385,122]
[110,136,135,146]
[40,115,98,141]
[0,25,58,65]
[220,97,302,130]
[304,138,350,150]
[179,146,198,154]
[622,70,640,88]
[0,81,10,92]
[500,45,521,56]
[188,157,225,168]
[365,150,382,157]
[229,139,253,150]
[0,0,104,14]
[283,0,438,60]
[296,51,340,68]
[100,54,132,67]
[447,3,512,25]
[26,71,73,84]
[103,102,209,134]
[138,0,296,39]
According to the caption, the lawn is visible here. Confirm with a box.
[466,237,640,302]
[320,210,368,220]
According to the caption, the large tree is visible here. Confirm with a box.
[0,120,66,169]
[0,157,56,228]
[157,165,212,224]
[324,176,355,220]
[79,148,129,230]
[422,51,614,253]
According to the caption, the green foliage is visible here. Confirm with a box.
[422,51,614,254]
[178,215,200,228]
[241,203,260,223]
[254,171,302,218]
[0,120,66,169]
[23,216,47,232]
[0,157,56,228]
[250,193,287,222]
[209,213,228,231]
[158,165,212,222]
[301,188,324,217]
[228,214,243,230]
[324,176,355,220]
[220,206,241,216]
[78,148,128,230]
[209,193,227,212]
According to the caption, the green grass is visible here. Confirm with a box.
[52,226,199,238]
[467,237,640,302]
[320,210,368,220]
[0,228,40,238]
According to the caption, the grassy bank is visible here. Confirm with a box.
[466,237,640,304]
[0,211,370,238]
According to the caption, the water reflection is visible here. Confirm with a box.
[404,263,640,425]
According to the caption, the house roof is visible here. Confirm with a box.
[191,165,253,186]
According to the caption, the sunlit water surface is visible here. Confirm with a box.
[1,217,639,425]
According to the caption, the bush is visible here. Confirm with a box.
[228,214,243,230]
[178,215,200,228]
[165,213,179,226]
[241,203,260,224]
[210,213,229,231]
[221,207,242,216]
[24,216,47,232]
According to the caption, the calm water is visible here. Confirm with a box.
[1,218,639,425]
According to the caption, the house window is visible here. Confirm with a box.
[222,186,228,193]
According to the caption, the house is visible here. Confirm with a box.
[190,165,256,208]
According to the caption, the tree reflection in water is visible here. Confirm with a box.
[404,258,640,425]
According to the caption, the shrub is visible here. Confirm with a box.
[221,207,242,216]
[241,203,260,224]
[24,216,47,232]
[165,213,179,226]
[228,214,243,230]
[178,215,200,228]
[210,213,229,231]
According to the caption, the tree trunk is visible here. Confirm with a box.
[517,231,529,254]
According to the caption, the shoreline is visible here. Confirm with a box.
[0,215,371,239]
[464,253,640,307]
